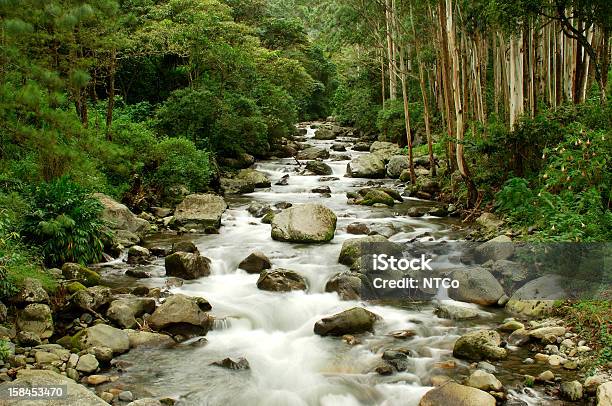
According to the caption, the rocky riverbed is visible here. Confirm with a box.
[0,122,610,406]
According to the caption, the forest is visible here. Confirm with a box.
[0,0,611,405]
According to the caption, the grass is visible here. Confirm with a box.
[0,241,58,299]
[552,300,612,370]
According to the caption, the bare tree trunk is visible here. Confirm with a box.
[445,0,476,206]
[106,49,117,141]
[399,47,416,185]
[385,0,397,100]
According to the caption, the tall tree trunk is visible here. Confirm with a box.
[385,0,397,100]
[399,48,416,185]
[106,49,117,141]
[445,0,476,206]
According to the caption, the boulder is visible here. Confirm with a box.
[271,203,337,243]
[12,277,49,304]
[419,382,496,406]
[346,155,386,178]
[173,194,227,231]
[352,142,371,151]
[256,269,307,292]
[314,307,379,336]
[331,144,346,152]
[61,263,101,287]
[71,286,114,312]
[171,240,199,254]
[346,223,370,235]
[248,202,272,218]
[16,304,53,339]
[220,178,255,195]
[106,297,156,329]
[238,251,272,274]
[71,324,129,354]
[0,369,108,406]
[126,330,174,348]
[297,147,329,160]
[94,193,150,235]
[235,169,271,188]
[314,128,336,140]
[338,235,402,272]
[17,331,42,346]
[505,275,569,317]
[434,304,479,321]
[165,252,211,280]
[597,382,612,406]
[448,268,505,306]
[474,235,514,263]
[325,272,366,300]
[151,207,173,218]
[386,155,410,178]
[358,189,395,206]
[211,357,250,370]
[76,353,99,373]
[465,370,503,391]
[370,141,401,162]
[560,381,583,401]
[147,294,212,337]
[306,161,333,175]
[127,245,150,264]
[453,330,507,361]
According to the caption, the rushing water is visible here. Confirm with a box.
[103,126,560,405]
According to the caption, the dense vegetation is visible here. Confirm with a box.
[0,0,610,296]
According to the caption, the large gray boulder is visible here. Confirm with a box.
[220,178,255,195]
[474,235,514,263]
[314,128,336,140]
[147,294,212,337]
[448,267,505,306]
[173,194,227,231]
[235,169,271,188]
[271,203,337,243]
[164,252,211,280]
[72,324,130,354]
[453,330,507,361]
[346,154,385,178]
[256,269,307,292]
[314,307,380,336]
[386,155,410,178]
[16,304,53,339]
[61,263,101,287]
[370,141,401,162]
[0,369,108,406]
[419,382,496,406]
[505,274,569,317]
[297,147,330,160]
[94,193,150,235]
[338,236,402,271]
[107,297,156,329]
[306,161,333,175]
[71,286,114,313]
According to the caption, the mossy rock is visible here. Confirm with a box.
[359,190,394,206]
[61,263,101,287]
[261,211,275,224]
[66,282,87,294]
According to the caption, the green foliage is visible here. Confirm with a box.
[149,138,214,198]
[332,82,379,133]
[22,177,109,266]
[376,99,424,145]
[0,339,11,362]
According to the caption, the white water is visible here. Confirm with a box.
[113,126,543,405]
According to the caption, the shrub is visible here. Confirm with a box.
[149,138,214,199]
[0,339,11,361]
[22,177,109,266]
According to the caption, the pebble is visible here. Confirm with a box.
[119,391,133,401]
[548,355,566,366]
[537,370,555,381]
[523,358,534,365]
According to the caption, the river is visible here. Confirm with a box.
[99,125,561,406]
